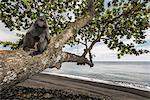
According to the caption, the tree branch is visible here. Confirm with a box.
[0,0,96,92]
[52,52,94,69]
[52,0,96,49]
[81,3,144,58]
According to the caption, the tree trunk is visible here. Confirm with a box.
[0,0,95,93]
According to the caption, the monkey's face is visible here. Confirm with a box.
[35,17,47,28]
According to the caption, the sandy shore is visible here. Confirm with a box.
[13,73,149,100]
[1,73,149,99]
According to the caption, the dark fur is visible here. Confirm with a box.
[23,17,49,55]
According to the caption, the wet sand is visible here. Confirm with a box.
[1,73,150,100]
[16,73,150,100]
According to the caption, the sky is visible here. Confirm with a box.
[0,21,150,61]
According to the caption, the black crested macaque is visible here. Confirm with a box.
[23,16,50,56]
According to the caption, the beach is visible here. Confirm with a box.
[1,73,149,100]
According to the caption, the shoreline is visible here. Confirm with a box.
[42,72,150,91]
[15,73,150,100]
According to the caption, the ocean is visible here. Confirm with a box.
[43,61,150,91]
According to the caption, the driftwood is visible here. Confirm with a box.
[0,0,95,92]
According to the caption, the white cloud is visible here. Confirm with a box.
[91,43,150,61]
[0,22,19,42]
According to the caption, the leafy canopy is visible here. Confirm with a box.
[0,0,149,58]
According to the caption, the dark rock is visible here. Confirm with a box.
[0,86,104,100]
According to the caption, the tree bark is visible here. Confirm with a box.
[0,0,95,93]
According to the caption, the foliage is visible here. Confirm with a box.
[0,41,17,49]
[0,0,149,58]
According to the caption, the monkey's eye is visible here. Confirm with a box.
[40,19,44,21]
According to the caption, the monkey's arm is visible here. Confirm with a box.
[23,32,35,51]
[45,28,50,42]
[39,33,46,42]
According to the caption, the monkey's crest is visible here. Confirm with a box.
[35,16,48,28]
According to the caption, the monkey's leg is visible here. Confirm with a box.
[30,39,48,56]
[37,33,48,52]
[30,34,48,56]
[29,40,47,56]
[37,39,48,52]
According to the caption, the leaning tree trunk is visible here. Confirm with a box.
[0,0,95,93]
